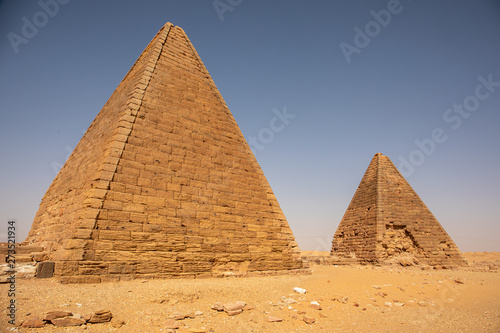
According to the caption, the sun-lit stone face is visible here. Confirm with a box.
[331,153,467,268]
[25,23,304,283]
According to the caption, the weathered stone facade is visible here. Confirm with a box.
[25,23,304,283]
[331,153,467,268]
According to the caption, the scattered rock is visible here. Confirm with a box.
[211,303,224,311]
[353,303,360,307]
[376,292,388,298]
[88,309,112,323]
[454,278,465,284]
[384,302,393,307]
[303,316,316,324]
[338,296,348,304]
[223,301,246,313]
[394,302,405,307]
[284,298,297,304]
[165,319,180,329]
[293,287,307,294]
[172,311,195,320]
[226,309,243,316]
[43,310,73,321]
[52,316,86,327]
[195,311,204,316]
[309,301,322,310]
[21,316,45,328]
[267,316,283,322]
[371,285,382,289]
[223,271,236,278]
[418,301,428,307]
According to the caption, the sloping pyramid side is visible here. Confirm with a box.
[26,23,304,283]
[26,22,169,255]
[331,153,467,267]
[330,154,380,263]
[376,154,467,267]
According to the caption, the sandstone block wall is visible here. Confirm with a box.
[26,23,304,283]
[331,153,467,268]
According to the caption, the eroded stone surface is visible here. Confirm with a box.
[331,153,467,268]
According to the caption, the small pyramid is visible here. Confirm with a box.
[26,23,304,283]
[331,153,467,267]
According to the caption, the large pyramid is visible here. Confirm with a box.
[331,153,467,268]
[26,22,304,283]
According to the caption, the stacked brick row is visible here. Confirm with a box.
[25,23,304,283]
[331,153,467,268]
[330,154,379,262]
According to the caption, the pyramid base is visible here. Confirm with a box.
[57,268,312,284]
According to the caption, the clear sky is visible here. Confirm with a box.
[1,0,499,252]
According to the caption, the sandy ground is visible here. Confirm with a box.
[1,252,499,333]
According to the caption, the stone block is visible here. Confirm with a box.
[36,261,55,278]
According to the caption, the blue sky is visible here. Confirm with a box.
[0,0,499,252]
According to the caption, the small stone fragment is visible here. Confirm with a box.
[267,316,283,322]
[21,316,45,328]
[43,310,73,321]
[172,312,188,320]
[384,302,393,307]
[223,301,246,312]
[88,309,112,323]
[303,316,316,324]
[309,301,322,310]
[195,310,204,316]
[293,287,307,294]
[226,309,243,316]
[52,316,86,327]
[211,303,224,311]
[454,278,464,284]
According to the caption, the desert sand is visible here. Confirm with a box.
[1,252,499,333]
